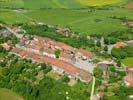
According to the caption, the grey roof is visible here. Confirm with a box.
[18,41,25,46]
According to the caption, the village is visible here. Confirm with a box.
[0,23,133,100]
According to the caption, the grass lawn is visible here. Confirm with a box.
[122,57,133,67]
[0,88,24,100]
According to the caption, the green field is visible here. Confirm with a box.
[26,8,132,35]
[0,88,23,100]
[122,57,133,67]
[0,7,132,35]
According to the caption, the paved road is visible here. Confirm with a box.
[90,76,96,100]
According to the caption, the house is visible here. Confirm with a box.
[98,60,113,76]
[43,48,56,58]
[97,92,104,100]
[114,42,126,48]
[59,52,75,63]
[0,29,12,36]
[1,40,12,50]
[124,68,133,87]
[124,76,133,87]
[10,26,21,33]
[127,21,133,27]
[126,67,133,77]
[93,92,104,100]
[125,40,133,46]
[76,48,95,60]
[56,27,71,36]
[127,4,133,9]
[55,42,74,52]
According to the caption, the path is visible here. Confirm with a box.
[90,76,96,100]
[107,44,114,54]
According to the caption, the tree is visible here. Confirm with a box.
[2,67,10,76]
[96,41,101,47]
[55,49,61,58]
[61,75,70,83]
[40,63,47,70]
[0,45,6,53]
[116,59,121,67]
[104,46,108,51]
[93,67,103,79]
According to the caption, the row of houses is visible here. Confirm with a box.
[10,35,96,82]
[16,36,95,71]
[12,47,91,82]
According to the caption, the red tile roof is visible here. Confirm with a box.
[60,53,73,59]
[77,48,95,59]
[124,76,133,87]
[127,4,133,9]
[6,40,12,45]
[33,36,74,51]
[127,22,133,26]
[98,92,104,97]
[44,48,55,54]
[56,42,74,51]
[115,42,126,48]
[126,68,133,72]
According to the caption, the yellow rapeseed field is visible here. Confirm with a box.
[78,0,123,6]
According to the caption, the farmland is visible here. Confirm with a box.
[78,0,124,6]
[0,0,127,9]
[0,0,132,35]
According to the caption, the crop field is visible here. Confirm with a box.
[78,0,124,6]
[0,88,23,100]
